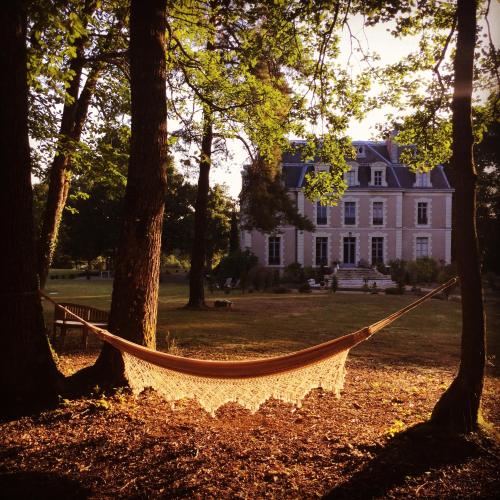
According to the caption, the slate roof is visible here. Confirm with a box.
[281,140,452,190]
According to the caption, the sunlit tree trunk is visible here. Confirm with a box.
[0,1,62,417]
[37,0,97,288]
[84,0,168,387]
[431,0,485,433]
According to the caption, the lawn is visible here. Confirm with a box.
[43,277,500,374]
[1,278,498,498]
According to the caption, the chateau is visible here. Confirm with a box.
[241,139,453,269]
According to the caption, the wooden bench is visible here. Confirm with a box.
[53,303,109,349]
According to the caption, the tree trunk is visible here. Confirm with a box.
[187,110,213,308]
[37,41,86,287]
[0,1,63,417]
[431,0,485,433]
[37,9,106,288]
[72,0,168,389]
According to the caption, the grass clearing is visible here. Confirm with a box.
[44,278,500,376]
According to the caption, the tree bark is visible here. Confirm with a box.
[0,1,63,417]
[187,110,213,308]
[37,3,107,288]
[37,39,87,288]
[75,0,168,388]
[431,0,486,433]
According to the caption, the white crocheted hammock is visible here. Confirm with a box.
[42,279,457,415]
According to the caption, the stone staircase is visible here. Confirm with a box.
[335,267,396,289]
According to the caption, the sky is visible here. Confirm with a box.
[206,5,500,199]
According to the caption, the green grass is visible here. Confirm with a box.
[43,279,500,375]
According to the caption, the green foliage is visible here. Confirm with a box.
[247,265,275,291]
[389,259,407,288]
[283,262,304,284]
[215,249,258,282]
[406,258,440,285]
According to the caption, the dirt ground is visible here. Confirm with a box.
[2,286,499,498]
[0,352,498,499]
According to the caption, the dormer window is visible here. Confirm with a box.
[414,171,432,188]
[345,170,356,186]
[369,162,388,187]
[356,145,366,158]
[344,162,359,187]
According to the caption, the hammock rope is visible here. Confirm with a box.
[40,277,458,414]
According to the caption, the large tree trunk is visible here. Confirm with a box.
[187,110,213,308]
[431,0,485,433]
[74,0,168,388]
[0,1,63,417]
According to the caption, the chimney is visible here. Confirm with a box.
[386,130,399,163]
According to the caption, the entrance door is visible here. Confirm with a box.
[343,237,356,265]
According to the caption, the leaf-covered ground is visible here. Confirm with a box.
[0,356,498,499]
[1,283,499,498]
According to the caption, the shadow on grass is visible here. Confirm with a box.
[0,471,90,499]
[323,423,491,499]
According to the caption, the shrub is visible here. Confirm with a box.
[247,265,274,291]
[273,286,291,294]
[52,254,74,269]
[407,257,439,284]
[388,259,407,287]
[438,262,458,298]
[302,266,316,281]
[385,287,404,295]
[283,262,303,284]
[298,282,312,293]
[216,249,258,282]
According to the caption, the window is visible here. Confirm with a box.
[316,202,327,225]
[344,201,356,225]
[345,170,356,186]
[374,170,383,186]
[371,237,384,265]
[417,202,428,225]
[268,236,281,265]
[372,202,384,225]
[315,237,328,266]
[356,145,366,158]
[416,237,429,258]
[415,172,430,187]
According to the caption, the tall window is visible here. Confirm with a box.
[417,202,428,225]
[374,170,383,186]
[344,201,356,225]
[416,237,429,258]
[345,170,356,186]
[315,237,328,266]
[371,237,384,265]
[268,236,281,265]
[372,202,384,225]
[316,202,327,225]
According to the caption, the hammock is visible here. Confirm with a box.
[41,278,457,415]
